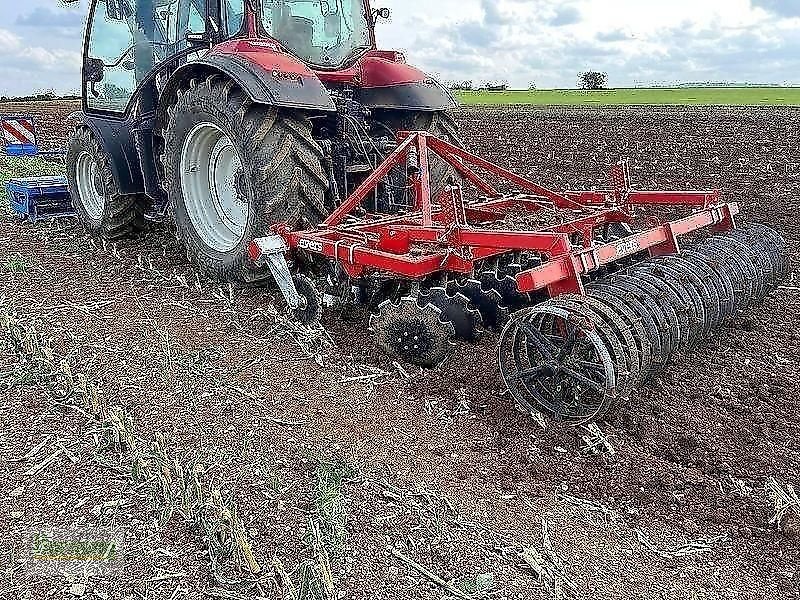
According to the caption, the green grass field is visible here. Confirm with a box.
[456,87,800,106]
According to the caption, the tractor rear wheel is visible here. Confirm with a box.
[375,110,463,203]
[65,126,146,239]
[161,75,328,282]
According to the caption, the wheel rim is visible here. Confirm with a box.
[498,306,616,424]
[180,122,248,252]
[75,151,105,220]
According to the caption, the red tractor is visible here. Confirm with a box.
[68,0,788,425]
[67,0,458,282]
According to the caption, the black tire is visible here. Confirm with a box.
[161,74,328,282]
[65,126,146,239]
[374,110,463,202]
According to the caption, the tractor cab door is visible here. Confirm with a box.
[84,0,215,115]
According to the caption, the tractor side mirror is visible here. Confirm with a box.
[84,57,105,83]
[374,7,391,20]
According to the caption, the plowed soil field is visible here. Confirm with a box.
[1,100,798,600]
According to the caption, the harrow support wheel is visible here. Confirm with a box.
[291,274,323,325]
[499,305,618,425]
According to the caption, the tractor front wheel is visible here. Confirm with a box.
[65,126,146,239]
[161,75,328,282]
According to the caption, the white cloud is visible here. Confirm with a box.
[1,0,799,95]
[0,26,81,95]
[0,28,22,53]
[380,0,800,87]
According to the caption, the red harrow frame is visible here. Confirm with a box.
[251,132,788,425]
[282,132,738,296]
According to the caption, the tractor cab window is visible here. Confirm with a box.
[225,0,245,34]
[261,0,372,69]
[85,0,137,112]
[85,0,208,113]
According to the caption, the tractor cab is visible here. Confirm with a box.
[81,0,382,113]
[261,0,375,70]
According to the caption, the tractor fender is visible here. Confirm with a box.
[354,55,458,111]
[156,39,335,131]
[66,111,146,197]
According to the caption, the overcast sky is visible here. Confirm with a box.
[0,0,798,96]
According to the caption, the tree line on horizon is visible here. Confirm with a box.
[0,89,81,103]
[448,72,610,92]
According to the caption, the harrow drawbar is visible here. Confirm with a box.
[249,131,789,425]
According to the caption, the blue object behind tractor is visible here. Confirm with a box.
[2,114,75,221]
[6,177,75,223]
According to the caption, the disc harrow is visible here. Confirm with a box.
[246,131,789,426]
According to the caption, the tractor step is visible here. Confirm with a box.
[6,176,76,223]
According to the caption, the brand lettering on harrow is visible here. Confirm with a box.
[614,238,641,257]
[298,239,324,253]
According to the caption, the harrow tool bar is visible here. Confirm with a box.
[280,131,738,296]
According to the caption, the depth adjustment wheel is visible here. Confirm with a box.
[291,274,322,325]
[369,297,455,367]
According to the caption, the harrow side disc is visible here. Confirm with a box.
[498,304,617,425]
[589,283,660,380]
[480,271,531,311]
[631,260,707,346]
[418,287,484,342]
[604,273,681,360]
[548,295,639,398]
[658,254,722,333]
[681,249,737,321]
[450,279,510,330]
[370,297,455,367]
